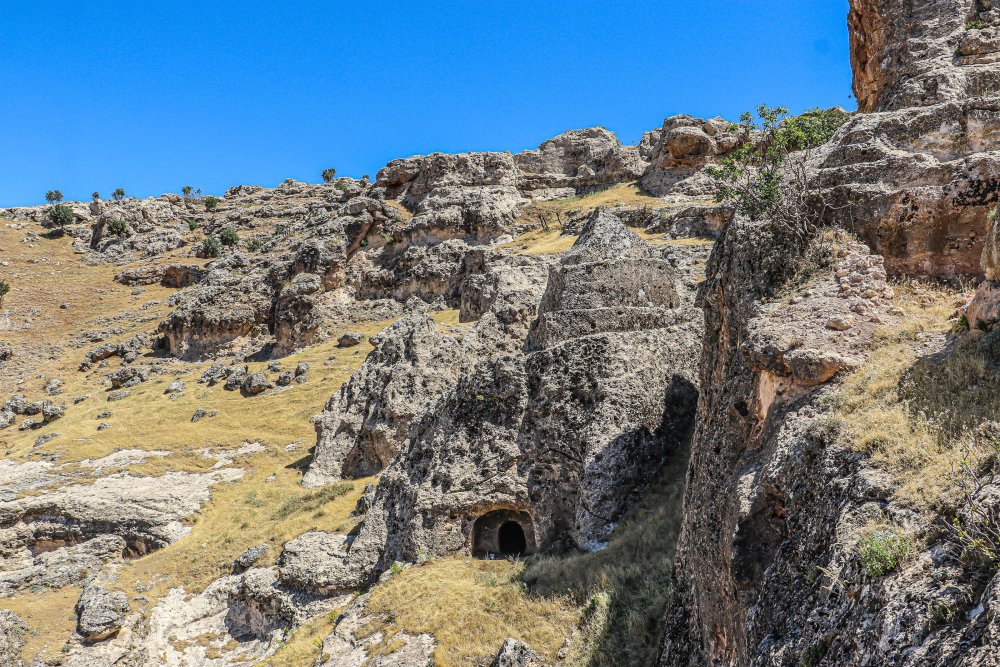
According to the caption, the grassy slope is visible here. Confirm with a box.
[0,194,703,666]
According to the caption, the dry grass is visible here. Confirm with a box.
[0,586,81,661]
[258,609,340,667]
[365,557,580,667]
[828,280,996,509]
[116,466,373,606]
[521,449,689,667]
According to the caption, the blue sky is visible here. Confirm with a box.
[0,1,853,206]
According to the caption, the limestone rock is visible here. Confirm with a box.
[241,371,273,396]
[0,610,25,667]
[76,583,130,642]
[337,331,363,347]
[491,638,548,667]
[315,211,702,589]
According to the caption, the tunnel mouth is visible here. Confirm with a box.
[472,509,536,558]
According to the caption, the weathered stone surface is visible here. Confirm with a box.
[640,115,745,197]
[0,469,242,557]
[491,638,548,667]
[76,583,130,642]
[0,610,25,667]
[307,212,701,591]
[0,533,125,596]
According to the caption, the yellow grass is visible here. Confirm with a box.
[365,557,580,667]
[829,280,993,509]
[258,610,341,667]
[0,586,81,661]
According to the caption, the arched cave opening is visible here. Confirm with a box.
[498,521,527,555]
[472,509,536,557]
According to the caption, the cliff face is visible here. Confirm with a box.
[661,2,1000,665]
[849,0,977,113]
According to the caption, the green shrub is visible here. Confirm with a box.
[247,237,264,252]
[181,185,193,199]
[273,224,287,237]
[219,227,239,247]
[322,168,337,184]
[91,191,100,202]
[203,196,220,212]
[45,190,63,204]
[968,19,989,30]
[0,280,9,307]
[187,220,199,231]
[707,105,849,236]
[48,204,74,227]
[859,529,909,577]
[106,218,128,236]
[201,236,221,258]
[334,181,349,192]
[112,188,125,201]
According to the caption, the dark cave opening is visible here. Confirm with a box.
[497,520,527,555]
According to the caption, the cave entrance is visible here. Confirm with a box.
[498,521,527,555]
[472,509,536,558]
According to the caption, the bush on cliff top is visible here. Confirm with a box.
[707,105,849,237]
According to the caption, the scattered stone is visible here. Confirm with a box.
[276,371,294,386]
[337,332,363,347]
[232,545,269,573]
[107,389,131,402]
[97,423,112,431]
[825,316,853,331]
[492,638,547,667]
[164,380,185,394]
[241,372,273,396]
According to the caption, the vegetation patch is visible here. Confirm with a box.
[521,447,689,666]
[858,527,910,577]
[827,281,991,509]
[365,557,580,667]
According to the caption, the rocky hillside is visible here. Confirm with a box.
[2,2,1000,666]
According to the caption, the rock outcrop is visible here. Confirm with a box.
[659,3,1000,664]
[816,0,1000,279]
[304,211,702,591]
[305,255,550,486]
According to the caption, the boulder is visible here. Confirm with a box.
[76,584,130,642]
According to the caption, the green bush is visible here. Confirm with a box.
[968,19,989,30]
[181,185,193,199]
[48,204,74,227]
[707,105,848,225]
[112,188,125,201]
[859,529,909,577]
[45,190,63,204]
[203,196,220,212]
[247,237,264,252]
[106,218,128,236]
[201,236,221,258]
[334,181,349,192]
[322,168,337,183]
[273,224,287,237]
[0,279,9,307]
[219,227,239,247]
[91,191,100,202]
[187,220,199,231]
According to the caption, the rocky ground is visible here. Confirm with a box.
[0,118,723,666]
[3,2,1000,666]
